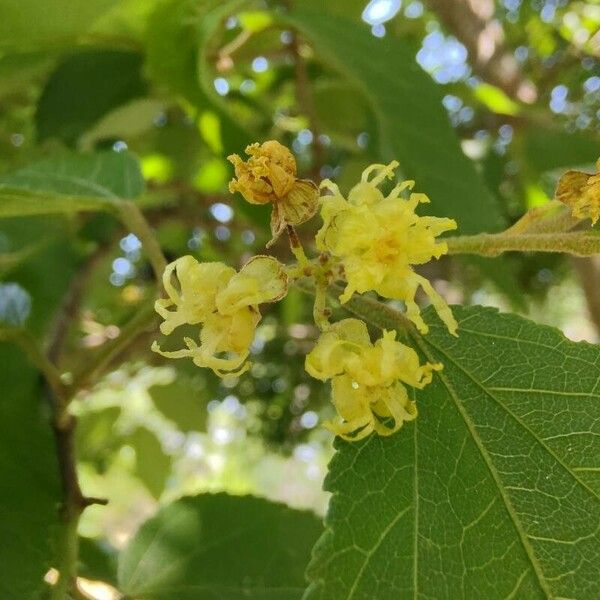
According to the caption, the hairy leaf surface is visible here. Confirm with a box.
[306,304,600,600]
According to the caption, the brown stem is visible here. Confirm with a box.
[570,256,600,333]
[290,30,325,178]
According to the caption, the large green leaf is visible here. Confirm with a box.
[306,304,600,599]
[0,150,144,217]
[119,493,323,599]
[286,11,504,235]
[36,50,147,144]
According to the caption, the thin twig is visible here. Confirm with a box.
[115,201,167,282]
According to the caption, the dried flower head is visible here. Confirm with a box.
[316,161,458,335]
[152,255,287,377]
[305,318,442,440]
[228,140,318,244]
[556,158,600,225]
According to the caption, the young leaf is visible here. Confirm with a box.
[286,10,505,235]
[306,305,600,600]
[0,150,144,217]
[119,493,322,599]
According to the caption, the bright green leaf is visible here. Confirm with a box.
[306,304,600,600]
[0,151,144,217]
[474,83,520,116]
[286,10,505,235]
[119,493,323,599]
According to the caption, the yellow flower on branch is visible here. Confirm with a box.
[152,255,287,377]
[555,158,600,225]
[228,140,318,245]
[316,161,458,335]
[305,318,442,441]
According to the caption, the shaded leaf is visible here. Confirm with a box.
[79,537,119,586]
[0,346,60,600]
[306,304,600,599]
[149,375,208,433]
[36,50,147,144]
[119,493,323,599]
[128,427,171,499]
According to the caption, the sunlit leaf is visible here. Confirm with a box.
[306,303,600,599]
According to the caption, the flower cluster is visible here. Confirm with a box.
[152,255,287,377]
[556,158,600,225]
[305,319,441,440]
[316,161,458,335]
[228,140,319,244]
[154,140,458,442]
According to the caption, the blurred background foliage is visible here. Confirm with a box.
[0,0,599,594]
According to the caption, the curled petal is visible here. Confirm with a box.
[156,257,234,335]
[216,255,288,315]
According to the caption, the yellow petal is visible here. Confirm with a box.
[216,255,288,315]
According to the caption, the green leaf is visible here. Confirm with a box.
[286,10,505,235]
[0,150,144,217]
[119,493,323,599]
[36,50,147,144]
[127,427,171,499]
[524,127,600,173]
[0,0,119,51]
[149,374,208,433]
[306,304,600,599]
[473,82,520,116]
[0,346,60,600]
[78,537,119,586]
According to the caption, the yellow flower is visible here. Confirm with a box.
[305,318,442,440]
[556,158,600,225]
[152,255,287,377]
[228,140,318,244]
[316,161,458,335]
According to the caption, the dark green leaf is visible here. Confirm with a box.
[79,537,119,586]
[36,50,147,144]
[525,127,600,173]
[306,304,600,599]
[0,346,59,600]
[287,10,505,235]
[119,493,323,599]
[0,150,144,217]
